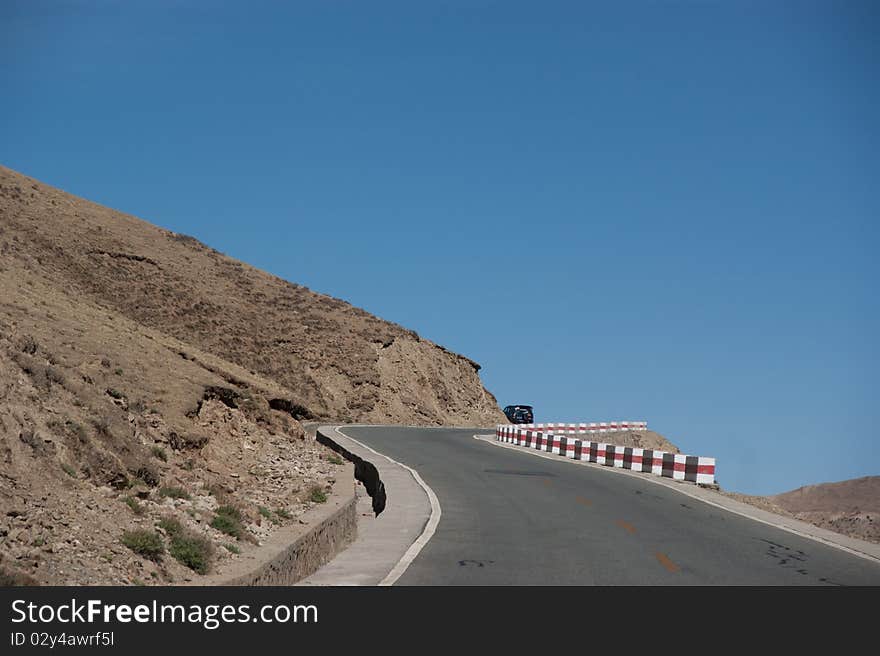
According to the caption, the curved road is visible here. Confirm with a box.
[344,426,880,585]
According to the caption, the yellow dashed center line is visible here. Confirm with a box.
[655,552,680,573]
[615,519,637,534]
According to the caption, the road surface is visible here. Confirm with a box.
[343,426,880,585]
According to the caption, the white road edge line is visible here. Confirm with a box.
[475,434,880,565]
[333,426,442,586]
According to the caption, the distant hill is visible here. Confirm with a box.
[772,476,880,515]
[769,476,879,544]
[730,476,880,546]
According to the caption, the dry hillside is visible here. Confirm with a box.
[771,476,879,544]
[0,164,503,586]
[726,476,880,545]
[0,165,503,427]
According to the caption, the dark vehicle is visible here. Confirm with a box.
[503,405,534,424]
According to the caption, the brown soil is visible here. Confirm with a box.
[0,164,503,585]
[721,476,880,545]
[607,429,679,453]
[0,165,503,428]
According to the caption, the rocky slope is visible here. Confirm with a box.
[771,476,879,544]
[0,165,503,427]
[0,164,503,585]
[726,476,880,545]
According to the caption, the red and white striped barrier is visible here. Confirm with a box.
[513,422,648,434]
[495,423,715,485]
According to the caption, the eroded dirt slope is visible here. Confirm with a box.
[0,165,504,428]
[771,476,879,544]
[0,163,503,585]
[0,253,344,584]
[724,476,880,545]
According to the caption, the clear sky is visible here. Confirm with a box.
[2,1,877,495]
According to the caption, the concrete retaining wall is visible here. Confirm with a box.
[203,464,358,586]
[317,427,386,516]
[223,496,357,585]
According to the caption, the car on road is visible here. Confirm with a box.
[503,404,534,424]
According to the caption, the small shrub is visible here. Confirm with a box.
[210,514,241,538]
[157,516,183,537]
[61,463,77,478]
[114,368,124,376]
[123,496,144,515]
[106,388,125,400]
[91,416,112,437]
[169,533,213,574]
[45,366,66,387]
[210,505,244,539]
[14,353,65,391]
[308,485,327,504]
[159,486,189,500]
[67,421,87,442]
[327,454,344,465]
[121,529,164,561]
[150,446,168,462]
[275,508,292,520]
[101,358,111,368]
[223,543,241,555]
[215,505,242,521]
[258,506,274,521]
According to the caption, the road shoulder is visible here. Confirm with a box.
[297,425,436,586]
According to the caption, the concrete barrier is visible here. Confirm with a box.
[317,427,387,516]
[199,464,358,586]
[512,421,648,433]
[496,423,716,485]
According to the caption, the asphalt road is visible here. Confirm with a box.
[344,426,880,585]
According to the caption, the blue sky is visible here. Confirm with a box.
[2,1,877,495]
